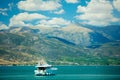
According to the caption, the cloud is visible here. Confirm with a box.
[9,12,48,27]
[0,12,8,16]
[18,0,62,11]
[8,3,14,11]
[0,8,8,16]
[54,9,65,14]
[9,12,70,28]
[113,0,120,12]
[0,3,14,16]
[76,0,119,26]
[0,8,8,11]
[65,0,79,3]
[0,22,8,30]
[37,17,71,27]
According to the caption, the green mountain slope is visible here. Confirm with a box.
[0,32,120,65]
[0,32,86,65]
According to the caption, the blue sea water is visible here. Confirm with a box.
[0,66,120,80]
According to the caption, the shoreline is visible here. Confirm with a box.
[0,64,120,67]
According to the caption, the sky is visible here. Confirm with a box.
[0,0,120,30]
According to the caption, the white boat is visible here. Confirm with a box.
[34,61,57,76]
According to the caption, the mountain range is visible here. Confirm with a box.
[0,24,120,65]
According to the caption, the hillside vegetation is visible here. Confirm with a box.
[0,31,120,65]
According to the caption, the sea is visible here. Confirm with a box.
[0,66,120,80]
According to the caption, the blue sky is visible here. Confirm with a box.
[0,0,120,30]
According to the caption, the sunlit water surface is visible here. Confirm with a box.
[0,66,120,80]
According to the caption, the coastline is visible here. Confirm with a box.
[0,64,120,67]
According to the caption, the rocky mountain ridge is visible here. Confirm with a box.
[0,24,120,65]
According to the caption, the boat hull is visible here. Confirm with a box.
[35,73,55,76]
[34,70,55,76]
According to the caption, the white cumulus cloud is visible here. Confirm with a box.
[76,0,119,26]
[0,22,9,30]
[9,12,48,27]
[113,0,120,12]
[9,12,70,28]
[54,9,65,14]
[65,0,79,3]
[37,17,71,27]
[18,0,62,11]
